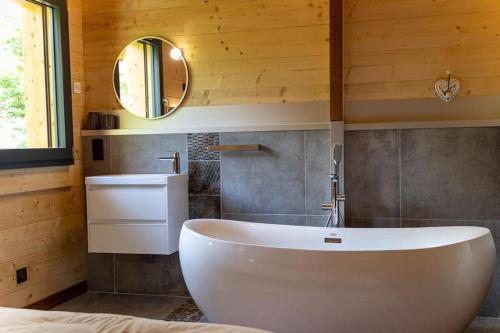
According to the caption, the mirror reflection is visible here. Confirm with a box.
[113,37,188,119]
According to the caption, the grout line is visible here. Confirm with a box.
[112,253,116,294]
[78,292,114,313]
[399,218,500,223]
[303,131,308,220]
[220,213,324,217]
[398,129,402,228]
[112,291,193,299]
[218,132,223,218]
[185,133,189,166]
[347,216,499,223]
[86,291,114,295]
[348,217,401,220]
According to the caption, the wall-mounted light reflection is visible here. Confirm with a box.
[170,47,183,61]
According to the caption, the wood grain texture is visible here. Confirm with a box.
[345,0,500,101]
[344,0,500,122]
[82,0,330,108]
[0,0,86,307]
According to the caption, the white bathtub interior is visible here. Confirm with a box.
[186,219,490,251]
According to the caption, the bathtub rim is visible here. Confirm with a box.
[181,219,493,253]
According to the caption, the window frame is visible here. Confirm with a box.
[147,38,164,118]
[0,0,73,170]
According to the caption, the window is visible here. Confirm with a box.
[0,0,73,169]
[114,39,164,118]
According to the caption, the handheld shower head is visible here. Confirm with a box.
[332,144,343,178]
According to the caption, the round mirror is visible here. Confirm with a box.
[113,37,188,119]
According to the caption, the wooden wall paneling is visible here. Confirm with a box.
[82,0,330,110]
[0,186,84,232]
[0,164,82,197]
[346,1,500,99]
[345,0,500,23]
[0,0,86,307]
[0,214,84,264]
[344,0,500,123]
[0,265,85,308]
[82,0,326,15]
[82,1,329,39]
[0,243,84,298]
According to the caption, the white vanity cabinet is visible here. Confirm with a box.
[85,174,188,255]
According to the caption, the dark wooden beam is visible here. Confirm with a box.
[330,0,343,121]
[24,281,87,311]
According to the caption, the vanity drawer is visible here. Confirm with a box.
[87,186,166,221]
[88,224,168,254]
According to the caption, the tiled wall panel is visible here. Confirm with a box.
[344,127,500,317]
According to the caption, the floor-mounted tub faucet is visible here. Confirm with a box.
[322,144,345,227]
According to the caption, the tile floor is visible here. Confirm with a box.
[52,292,500,332]
[467,317,500,333]
[51,292,203,322]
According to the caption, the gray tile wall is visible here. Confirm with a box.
[345,127,500,317]
[83,134,190,295]
[220,130,331,226]
[82,129,330,295]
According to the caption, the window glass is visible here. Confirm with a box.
[117,41,148,117]
[0,0,58,149]
[116,40,163,118]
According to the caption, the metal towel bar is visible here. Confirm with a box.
[207,144,261,152]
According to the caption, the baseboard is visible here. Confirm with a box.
[24,281,87,311]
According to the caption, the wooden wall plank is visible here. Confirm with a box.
[0,0,86,307]
[346,44,500,68]
[0,163,82,197]
[0,266,85,308]
[346,0,500,23]
[83,2,328,40]
[0,187,84,232]
[82,0,330,110]
[0,214,84,264]
[0,243,84,297]
[344,0,500,122]
[189,85,330,106]
[82,0,327,17]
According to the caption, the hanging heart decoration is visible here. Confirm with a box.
[435,74,460,103]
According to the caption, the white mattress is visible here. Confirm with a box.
[0,307,271,333]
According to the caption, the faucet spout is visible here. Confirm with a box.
[158,152,181,174]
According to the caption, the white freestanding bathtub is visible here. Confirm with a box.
[179,219,495,333]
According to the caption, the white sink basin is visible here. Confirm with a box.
[85,174,188,185]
